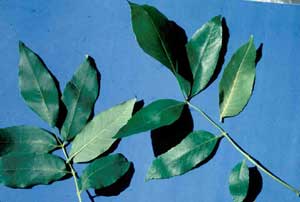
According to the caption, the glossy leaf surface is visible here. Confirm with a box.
[69,98,136,163]
[79,154,131,191]
[186,16,223,97]
[61,56,100,141]
[146,130,220,180]
[229,160,249,202]
[115,99,185,138]
[219,36,256,121]
[129,2,192,97]
[18,42,60,127]
[0,126,58,156]
[0,153,68,188]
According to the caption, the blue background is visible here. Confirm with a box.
[0,0,300,201]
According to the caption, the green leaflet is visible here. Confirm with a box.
[146,130,220,180]
[186,16,223,97]
[61,55,100,141]
[79,153,131,191]
[0,153,68,188]
[151,105,193,157]
[69,98,136,163]
[129,2,192,97]
[18,42,60,127]
[0,126,58,156]
[219,36,256,121]
[229,160,249,202]
[115,99,185,138]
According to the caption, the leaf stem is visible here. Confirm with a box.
[186,101,300,197]
[57,140,83,202]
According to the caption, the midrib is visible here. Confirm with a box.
[64,70,89,136]
[143,9,176,73]
[69,109,128,160]
[221,42,252,118]
[23,51,52,123]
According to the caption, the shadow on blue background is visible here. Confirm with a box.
[0,0,300,201]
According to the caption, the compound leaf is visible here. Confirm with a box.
[18,41,60,127]
[219,36,256,121]
[186,16,223,97]
[229,160,249,202]
[69,98,136,163]
[146,130,220,180]
[0,153,68,188]
[79,153,131,191]
[115,99,185,138]
[61,55,100,141]
[0,126,58,156]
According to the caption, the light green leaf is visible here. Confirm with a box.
[18,42,60,127]
[186,16,223,97]
[79,153,131,191]
[229,160,249,202]
[146,130,220,180]
[0,126,58,156]
[61,55,100,141]
[129,2,192,97]
[0,153,68,188]
[115,99,185,138]
[69,98,136,163]
[219,36,256,121]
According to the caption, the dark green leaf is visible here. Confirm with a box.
[61,55,100,141]
[175,72,191,98]
[18,42,60,127]
[146,130,220,180]
[129,2,171,69]
[151,105,193,157]
[129,2,192,97]
[69,98,136,163]
[0,126,58,156]
[219,36,256,121]
[229,160,249,202]
[0,153,68,188]
[115,99,185,138]
[79,154,131,191]
[186,16,223,97]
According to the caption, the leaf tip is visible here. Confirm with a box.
[249,35,254,43]
[214,15,222,22]
[145,175,152,182]
[19,41,25,48]
[18,41,27,52]
[127,0,135,7]
[85,54,95,63]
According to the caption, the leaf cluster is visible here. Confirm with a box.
[115,2,264,201]
[0,41,137,200]
[0,1,297,202]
